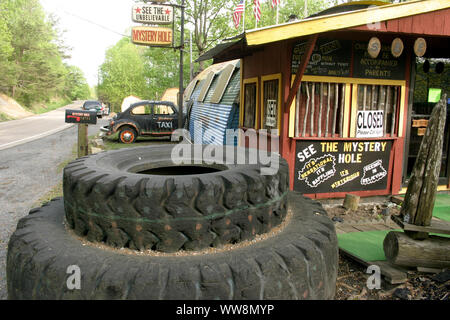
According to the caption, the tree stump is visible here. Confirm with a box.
[398,95,447,239]
[383,231,450,269]
[343,194,360,211]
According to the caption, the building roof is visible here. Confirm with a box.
[245,0,450,46]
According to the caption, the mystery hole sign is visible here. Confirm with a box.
[294,140,392,194]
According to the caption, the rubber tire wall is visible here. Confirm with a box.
[63,145,290,252]
[7,194,338,300]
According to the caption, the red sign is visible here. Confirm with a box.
[131,26,173,46]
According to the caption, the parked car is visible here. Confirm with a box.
[82,100,104,118]
[100,100,184,143]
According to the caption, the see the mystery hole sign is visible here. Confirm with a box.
[294,140,392,193]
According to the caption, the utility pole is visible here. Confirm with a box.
[178,0,185,129]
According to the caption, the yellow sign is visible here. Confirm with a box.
[131,26,173,46]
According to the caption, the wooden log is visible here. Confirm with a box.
[295,83,301,137]
[325,82,330,137]
[339,84,344,136]
[332,83,338,137]
[343,194,360,210]
[383,231,450,268]
[318,82,323,137]
[399,96,447,239]
[302,82,310,137]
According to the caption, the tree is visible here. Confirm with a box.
[97,38,149,112]
[64,65,91,101]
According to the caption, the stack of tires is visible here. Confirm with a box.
[7,145,338,299]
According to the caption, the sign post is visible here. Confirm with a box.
[65,109,97,157]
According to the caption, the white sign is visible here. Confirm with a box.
[132,3,173,24]
[266,99,277,127]
[356,110,384,138]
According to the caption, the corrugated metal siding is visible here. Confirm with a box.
[188,63,241,146]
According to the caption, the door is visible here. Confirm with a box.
[405,59,450,185]
[151,103,177,134]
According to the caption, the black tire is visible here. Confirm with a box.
[63,145,290,252]
[7,194,338,300]
[118,126,137,144]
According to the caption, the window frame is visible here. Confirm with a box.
[260,73,282,133]
[240,77,259,129]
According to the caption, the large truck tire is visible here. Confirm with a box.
[7,194,338,300]
[63,145,290,252]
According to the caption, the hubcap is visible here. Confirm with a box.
[122,131,133,142]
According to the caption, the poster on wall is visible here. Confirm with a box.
[353,41,406,80]
[293,140,392,194]
[356,110,384,138]
[265,99,277,127]
[291,38,352,77]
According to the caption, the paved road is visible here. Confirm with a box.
[0,103,108,299]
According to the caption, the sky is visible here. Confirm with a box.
[41,0,138,86]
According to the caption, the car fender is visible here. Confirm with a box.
[113,121,140,135]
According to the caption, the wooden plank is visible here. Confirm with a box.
[391,215,450,235]
[302,82,310,137]
[352,224,378,232]
[336,225,361,233]
[339,248,408,284]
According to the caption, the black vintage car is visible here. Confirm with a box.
[100,100,183,143]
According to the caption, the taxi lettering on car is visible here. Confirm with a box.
[101,101,183,143]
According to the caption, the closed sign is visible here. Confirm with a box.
[356,110,384,138]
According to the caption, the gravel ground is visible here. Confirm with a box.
[0,118,107,299]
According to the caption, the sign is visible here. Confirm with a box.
[131,26,173,46]
[265,99,277,127]
[367,37,381,59]
[292,39,352,77]
[132,3,173,24]
[428,88,442,103]
[391,38,404,58]
[65,109,97,125]
[294,140,392,193]
[353,41,406,80]
[414,38,427,57]
[356,110,384,138]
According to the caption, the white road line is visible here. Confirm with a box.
[0,124,74,151]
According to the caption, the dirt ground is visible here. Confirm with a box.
[321,200,450,300]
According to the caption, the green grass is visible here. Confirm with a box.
[0,112,12,122]
[102,133,175,151]
[30,98,72,114]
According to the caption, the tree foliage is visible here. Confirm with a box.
[0,0,90,108]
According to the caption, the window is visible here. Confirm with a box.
[153,104,175,115]
[241,78,258,129]
[293,81,346,137]
[261,74,282,131]
[197,71,215,102]
[131,105,152,115]
[211,64,236,104]
[184,79,198,101]
[354,84,401,136]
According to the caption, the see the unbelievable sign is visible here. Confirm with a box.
[294,140,391,193]
[131,26,173,46]
[132,3,173,24]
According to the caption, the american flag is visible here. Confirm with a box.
[253,0,261,22]
[233,0,245,29]
[271,0,280,8]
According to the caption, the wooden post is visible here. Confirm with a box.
[398,95,447,239]
[343,194,360,211]
[384,231,450,269]
[78,124,89,158]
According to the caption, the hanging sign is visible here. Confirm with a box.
[414,38,427,57]
[367,37,381,59]
[265,99,277,127]
[356,110,384,138]
[293,140,391,194]
[131,26,173,46]
[132,3,173,24]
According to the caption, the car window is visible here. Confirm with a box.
[154,104,174,115]
[131,104,152,115]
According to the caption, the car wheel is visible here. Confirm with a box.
[119,127,137,144]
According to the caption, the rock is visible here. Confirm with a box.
[91,147,103,154]
[332,216,344,223]
[381,207,390,216]
[431,269,450,284]
[393,287,411,300]
[92,139,105,148]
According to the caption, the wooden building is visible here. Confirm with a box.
[197,0,450,199]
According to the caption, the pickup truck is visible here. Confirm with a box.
[100,100,184,143]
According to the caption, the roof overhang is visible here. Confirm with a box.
[245,0,450,46]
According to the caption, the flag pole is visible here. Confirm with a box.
[276,4,279,24]
[242,0,246,33]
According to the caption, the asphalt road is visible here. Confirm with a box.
[0,103,108,299]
